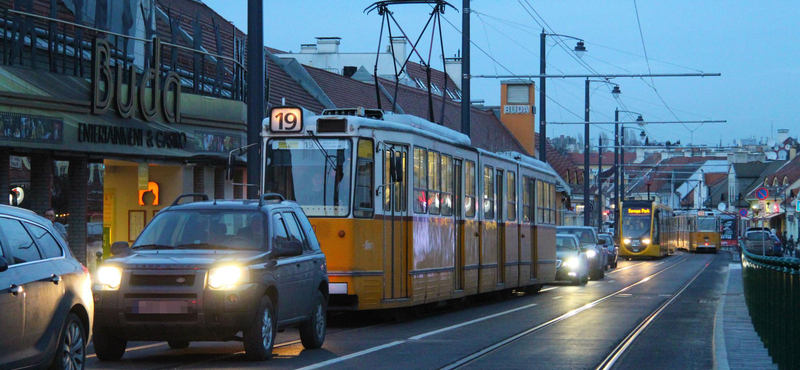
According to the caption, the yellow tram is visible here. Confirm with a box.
[619,200,675,259]
[675,210,721,253]
[262,107,560,310]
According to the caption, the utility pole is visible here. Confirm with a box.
[584,78,590,226]
[614,109,620,242]
[460,0,470,137]
[539,30,546,162]
[246,0,264,199]
[598,135,603,229]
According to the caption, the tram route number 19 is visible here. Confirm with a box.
[269,107,303,133]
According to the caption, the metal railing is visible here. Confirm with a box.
[741,244,800,370]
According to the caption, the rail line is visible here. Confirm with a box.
[438,254,699,370]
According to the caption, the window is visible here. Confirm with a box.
[523,176,533,223]
[784,176,789,186]
[0,218,40,264]
[29,224,62,259]
[296,214,321,251]
[507,172,516,221]
[428,151,441,215]
[354,139,374,218]
[431,83,441,93]
[455,90,462,99]
[773,178,778,187]
[507,85,530,104]
[284,212,308,249]
[550,183,558,224]
[272,213,289,249]
[441,155,454,216]
[414,78,426,89]
[535,180,556,225]
[536,180,544,224]
[413,147,428,214]
[446,90,456,100]
[484,166,495,219]
[384,149,407,212]
[465,161,476,218]
[134,210,266,251]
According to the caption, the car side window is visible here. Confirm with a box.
[28,224,63,259]
[284,212,308,250]
[272,213,289,249]
[0,218,42,264]
[296,212,321,252]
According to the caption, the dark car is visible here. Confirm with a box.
[92,194,329,361]
[744,230,781,256]
[555,234,589,285]
[597,233,619,269]
[0,205,94,370]
[556,226,606,280]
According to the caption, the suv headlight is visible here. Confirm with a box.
[97,266,122,289]
[208,266,249,289]
[564,258,580,269]
[623,238,631,245]
[586,249,597,258]
[642,238,651,245]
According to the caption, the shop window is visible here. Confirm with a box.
[441,155,454,216]
[507,171,516,221]
[413,147,428,214]
[484,166,494,220]
[465,160,476,218]
[354,139,374,218]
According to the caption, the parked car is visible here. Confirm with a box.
[744,230,781,256]
[556,226,607,280]
[770,234,784,257]
[92,194,329,361]
[555,234,589,285]
[0,205,94,370]
[597,233,619,269]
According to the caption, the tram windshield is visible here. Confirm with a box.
[622,206,651,239]
[265,138,352,217]
[697,216,716,232]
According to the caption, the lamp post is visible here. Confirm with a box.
[614,109,642,244]
[583,79,619,226]
[540,30,585,163]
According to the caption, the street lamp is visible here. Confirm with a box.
[583,78,619,227]
[540,30,585,163]
[614,109,642,245]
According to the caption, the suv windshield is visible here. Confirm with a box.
[556,236,578,251]
[132,210,266,251]
[557,228,597,245]
[746,231,770,241]
[265,138,352,217]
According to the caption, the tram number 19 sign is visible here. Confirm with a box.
[269,107,303,133]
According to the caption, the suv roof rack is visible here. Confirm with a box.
[171,193,210,206]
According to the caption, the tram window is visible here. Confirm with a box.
[413,147,428,214]
[465,160,476,218]
[428,151,441,215]
[383,150,406,213]
[441,155,454,216]
[484,166,495,219]
[523,176,533,223]
[653,211,660,244]
[507,171,516,221]
[536,180,544,224]
[550,183,557,224]
[354,139,374,218]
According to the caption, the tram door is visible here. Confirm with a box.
[496,170,505,284]
[454,159,464,291]
[383,146,408,299]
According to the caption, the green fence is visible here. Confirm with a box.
[741,246,800,370]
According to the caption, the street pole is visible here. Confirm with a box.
[539,30,546,162]
[584,78,590,226]
[598,135,603,229]
[621,124,626,203]
[460,0,470,138]
[614,109,620,242]
[246,0,264,199]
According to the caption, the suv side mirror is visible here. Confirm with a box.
[0,256,8,272]
[111,241,130,256]
[275,241,303,258]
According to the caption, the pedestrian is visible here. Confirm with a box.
[44,208,68,240]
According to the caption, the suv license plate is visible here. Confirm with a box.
[132,300,190,314]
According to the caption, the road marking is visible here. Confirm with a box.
[608,280,616,283]
[609,262,646,274]
[87,342,167,358]
[540,286,559,292]
[409,303,538,340]
[296,341,405,370]
[653,261,664,266]
[553,296,562,300]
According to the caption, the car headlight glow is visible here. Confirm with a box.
[565,258,580,269]
[97,266,122,289]
[623,238,631,245]
[586,249,597,258]
[642,238,651,245]
[208,266,248,289]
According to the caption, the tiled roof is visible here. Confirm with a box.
[405,61,460,100]
[303,65,393,110]
[627,156,725,194]
[568,152,636,167]
[265,54,327,113]
[763,155,800,189]
[742,160,788,199]
[536,135,584,186]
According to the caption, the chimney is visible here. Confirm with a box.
[389,36,407,64]
[300,44,317,54]
[316,37,341,54]
[499,80,536,156]
[778,129,789,144]
[444,54,462,90]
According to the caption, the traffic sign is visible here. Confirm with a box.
[739,208,748,217]
[796,200,800,213]
[755,187,769,200]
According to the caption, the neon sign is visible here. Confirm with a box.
[625,208,651,215]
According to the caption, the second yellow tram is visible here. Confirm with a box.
[619,200,676,259]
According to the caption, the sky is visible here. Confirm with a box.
[202,0,799,147]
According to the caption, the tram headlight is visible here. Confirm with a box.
[564,258,579,269]
[586,249,597,258]
[642,238,651,245]
[623,238,632,245]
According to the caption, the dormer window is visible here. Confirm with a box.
[445,90,456,99]
[414,78,426,89]
[431,83,441,93]
[783,176,789,186]
[773,178,778,187]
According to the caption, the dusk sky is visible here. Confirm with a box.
[203,0,799,147]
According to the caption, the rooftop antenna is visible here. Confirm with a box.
[365,0,456,125]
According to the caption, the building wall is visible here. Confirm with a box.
[499,82,536,157]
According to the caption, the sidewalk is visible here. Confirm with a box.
[715,256,778,370]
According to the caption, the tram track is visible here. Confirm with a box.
[438,254,699,370]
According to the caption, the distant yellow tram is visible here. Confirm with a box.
[619,200,675,259]
[262,107,561,310]
[675,210,721,253]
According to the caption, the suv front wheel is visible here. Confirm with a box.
[299,290,327,349]
[92,328,128,361]
[244,296,277,361]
